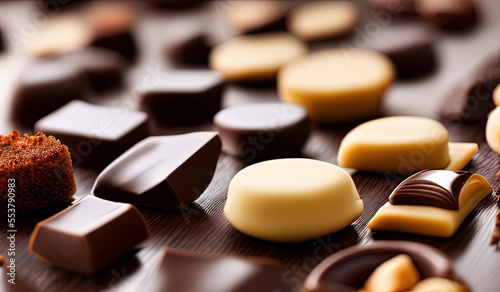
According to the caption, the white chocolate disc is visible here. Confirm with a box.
[288,1,360,41]
[486,107,500,154]
[278,49,394,123]
[224,158,363,243]
[210,33,307,82]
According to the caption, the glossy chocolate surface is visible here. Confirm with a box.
[303,241,454,292]
[213,102,311,161]
[92,132,221,210]
[389,169,472,210]
[146,248,293,292]
[369,24,436,78]
[34,100,149,169]
[138,70,224,126]
[29,196,149,275]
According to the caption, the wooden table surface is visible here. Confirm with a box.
[1,1,499,291]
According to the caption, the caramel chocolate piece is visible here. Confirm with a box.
[0,255,35,292]
[92,132,221,211]
[213,102,311,161]
[138,70,224,126]
[389,170,472,210]
[34,101,149,169]
[29,196,149,275]
[0,131,76,217]
[441,67,500,123]
[303,241,455,292]
[146,248,293,292]
[416,0,477,30]
[369,24,436,78]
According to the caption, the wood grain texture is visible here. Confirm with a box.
[0,1,499,292]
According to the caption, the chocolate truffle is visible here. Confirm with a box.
[29,196,149,275]
[34,101,149,169]
[146,248,293,292]
[138,70,224,126]
[213,102,311,161]
[0,131,76,217]
[93,132,221,211]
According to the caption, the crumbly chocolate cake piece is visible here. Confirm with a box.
[0,130,76,216]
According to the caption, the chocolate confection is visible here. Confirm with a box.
[29,196,149,275]
[441,66,500,123]
[92,132,221,211]
[0,256,35,292]
[491,209,500,245]
[146,247,293,292]
[389,170,473,210]
[138,70,224,126]
[213,102,311,161]
[416,0,478,30]
[148,0,203,9]
[303,241,455,292]
[165,26,211,65]
[34,101,149,169]
[0,131,76,217]
[224,1,288,35]
[369,24,436,78]
[367,0,416,14]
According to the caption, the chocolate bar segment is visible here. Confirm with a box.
[303,241,454,292]
[146,248,293,292]
[92,132,221,210]
[29,196,149,276]
[34,101,149,169]
[138,70,224,126]
[389,170,472,210]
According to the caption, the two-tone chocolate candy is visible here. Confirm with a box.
[369,169,492,237]
[29,196,149,275]
[92,132,221,210]
[34,101,149,169]
[146,248,293,292]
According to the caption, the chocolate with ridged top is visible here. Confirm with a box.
[389,169,472,210]
[146,247,293,292]
[303,241,455,292]
[92,132,221,211]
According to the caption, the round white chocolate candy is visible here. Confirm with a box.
[338,116,478,173]
[210,33,307,82]
[287,1,360,41]
[224,158,363,243]
[278,49,394,123]
[494,84,500,107]
[486,107,500,154]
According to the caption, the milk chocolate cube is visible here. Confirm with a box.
[29,196,149,275]
[92,132,221,210]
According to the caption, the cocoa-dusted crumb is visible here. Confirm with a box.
[0,130,76,216]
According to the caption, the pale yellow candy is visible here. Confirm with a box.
[409,277,470,292]
[210,33,307,82]
[486,106,500,154]
[338,116,478,173]
[363,254,420,292]
[224,158,363,243]
[278,49,394,123]
[368,174,492,237]
[494,85,500,107]
[288,1,360,41]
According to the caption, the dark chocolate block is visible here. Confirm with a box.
[416,0,477,30]
[441,66,500,123]
[369,24,436,78]
[0,256,35,292]
[389,169,472,210]
[34,101,149,169]
[303,241,455,292]
[146,248,293,292]
[165,26,211,65]
[29,196,149,276]
[213,102,311,161]
[138,70,224,126]
[92,132,221,211]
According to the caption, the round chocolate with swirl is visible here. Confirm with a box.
[389,169,472,210]
[302,241,455,292]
